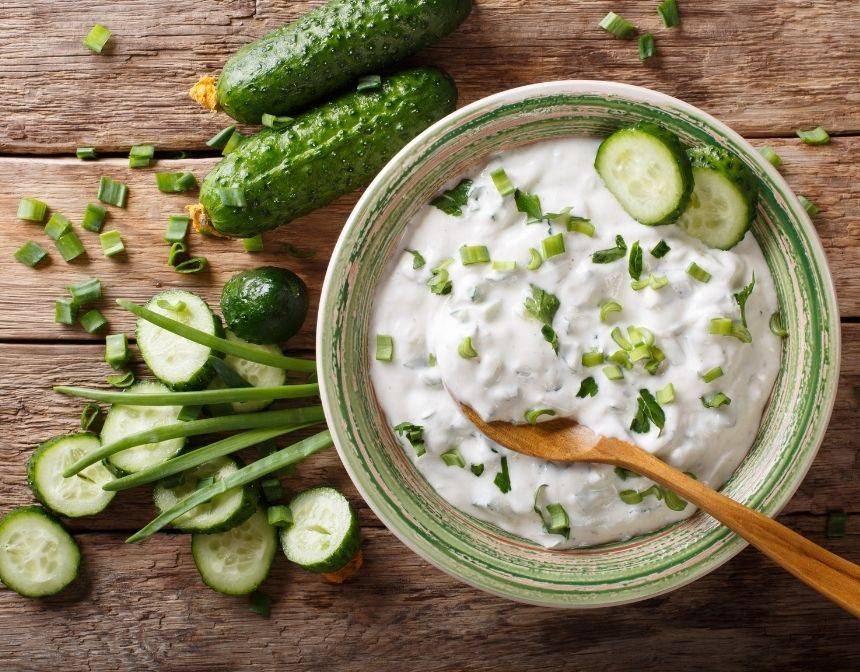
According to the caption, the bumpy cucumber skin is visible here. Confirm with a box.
[220,267,309,345]
[202,67,458,237]
[217,0,471,123]
[595,122,694,226]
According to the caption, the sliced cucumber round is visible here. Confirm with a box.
[0,506,80,597]
[191,508,276,595]
[27,433,115,517]
[224,331,288,413]
[153,456,258,533]
[677,145,758,250]
[280,487,361,573]
[101,380,185,474]
[595,122,693,226]
[137,290,224,391]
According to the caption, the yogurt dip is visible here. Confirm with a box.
[369,137,781,548]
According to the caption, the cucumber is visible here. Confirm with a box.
[199,67,457,237]
[280,487,361,573]
[211,0,471,124]
[191,508,277,595]
[153,456,258,534]
[0,506,80,597]
[27,433,115,518]
[595,122,693,226]
[101,380,185,474]
[223,333,288,413]
[220,267,308,344]
[677,145,758,250]
[137,290,223,391]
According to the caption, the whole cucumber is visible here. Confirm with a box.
[199,67,457,238]
[215,0,471,123]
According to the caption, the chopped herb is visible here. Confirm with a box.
[440,448,466,468]
[394,422,425,457]
[639,389,665,430]
[54,298,77,325]
[431,179,473,216]
[603,364,624,381]
[260,478,284,503]
[493,456,511,493]
[490,168,515,196]
[459,244,490,265]
[581,350,605,367]
[599,299,622,324]
[638,33,655,61]
[458,336,478,359]
[565,216,595,237]
[526,248,543,270]
[628,241,643,280]
[98,176,128,207]
[796,126,830,145]
[826,510,847,538]
[615,467,637,480]
[709,317,733,336]
[650,240,670,258]
[206,126,236,150]
[470,463,484,477]
[128,144,155,169]
[80,403,101,431]
[267,505,293,528]
[656,383,675,405]
[533,485,569,538]
[17,197,47,222]
[769,311,788,338]
[662,488,688,511]
[576,376,598,398]
[427,353,436,367]
[80,309,107,333]
[261,113,294,128]
[541,232,565,259]
[104,333,130,370]
[630,397,651,434]
[599,11,636,38]
[55,231,85,262]
[734,273,756,326]
[524,408,555,424]
[524,284,560,325]
[283,243,316,259]
[491,260,517,271]
[701,392,731,408]
[356,74,382,92]
[592,235,627,264]
[427,260,453,295]
[731,321,752,343]
[155,171,198,194]
[657,0,680,27]
[82,203,107,232]
[243,235,264,252]
[541,324,559,354]
[174,257,208,274]
[14,241,48,268]
[798,195,819,217]
[631,273,669,291]
[167,241,188,267]
[44,213,72,240]
[375,334,394,362]
[100,230,125,257]
[514,189,543,224]
[758,146,782,168]
[405,248,425,269]
[686,261,711,283]
[164,215,190,243]
[611,327,632,351]
[76,147,98,161]
[83,24,112,53]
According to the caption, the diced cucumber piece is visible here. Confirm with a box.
[224,331,288,413]
[136,290,224,391]
[0,506,80,597]
[27,433,115,517]
[101,380,185,474]
[677,145,758,250]
[280,487,360,573]
[595,122,693,226]
[153,456,258,533]
[191,508,276,595]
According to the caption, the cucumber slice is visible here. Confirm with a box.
[101,380,185,474]
[27,433,115,517]
[595,122,693,226]
[0,506,80,597]
[224,332,288,413]
[677,145,758,250]
[191,508,276,595]
[137,290,223,391]
[153,456,258,533]
[280,487,361,573]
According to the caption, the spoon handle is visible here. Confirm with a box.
[607,440,860,617]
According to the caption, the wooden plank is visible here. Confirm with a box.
[1,1,859,153]
[0,523,857,672]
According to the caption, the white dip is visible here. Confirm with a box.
[369,138,781,548]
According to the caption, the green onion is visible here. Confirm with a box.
[541,233,565,259]
[260,477,284,503]
[490,167,515,196]
[638,33,655,61]
[566,216,595,237]
[709,317,733,335]
[657,0,680,27]
[702,366,723,383]
[493,456,511,493]
[526,248,543,270]
[243,234,264,252]
[54,298,77,325]
[79,309,107,333]
[76,147,98,161]
[106,371,135,388]
[628,241,643,280]
[167,241,188,267]
[128,144,155,169]
[611,326,632,351]
[650,240,670,258]
[17,197,47,222]
[221,129,245,155]
[155,171,197,194]
[686,261,711,283]
[599,299,622,323]
[734,273,756,326]
[599,11,636,38]
[524,408,555,424]
[459,244,490,265]
[432,179,473,216]
[80,403,101,431]
[656,383,675,405]
[98,176,128,207]
[261,113,295,128]
[544,503,570,537]
[53,383,320,406]
[629,344,651,362]
[117,298,316,371]
[164,215,190,243]
[14,241,47,268]
[394,421,425,457]
[249,592,272,618]
[592,235,627,264]
[375,334,394,362]
[769,311,788,338]
[83,24,112,53]
[524,284,560,324]
[826,510,847,538]
[470,463,484,477]
[610,349,632,369]
[55,231,85,262]
[458,336,478,359]
[427,260,453,295]
[356,74,382,92]
[615,467,637,480]
[104,333,130,369]
[515,189,544,224]
[798,194,819,217]
[662,488,688,511]
[633,273,670,291]
[581,350,605,367]
[82,203,107,232]
[100,230,125,257]
[492,260,517,271]
[174,257,208,274]
[404,248,425,269]
[731,321,752,343]
[267,505,293,528]
[440,448,466,468]
[576,376,598,398]
[44,212,72,240]
[206,125,236,150]
[603,364,624,381]
[126,430,332,542]
[758,146,782,168]
[619,489,643,505]
[701,392,731,408]
[796,126,830,145]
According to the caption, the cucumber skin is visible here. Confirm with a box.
[217,0,471,123]
[201,67,458,237]
[688,144,758,219]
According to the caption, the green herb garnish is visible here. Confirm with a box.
[431,179,473,216]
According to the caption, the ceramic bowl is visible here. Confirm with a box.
[316,81,840,607]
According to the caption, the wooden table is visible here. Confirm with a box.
[1,2,857,669]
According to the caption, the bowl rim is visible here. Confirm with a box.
[316,79,841,607]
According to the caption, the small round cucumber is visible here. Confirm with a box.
[153,456,258,534]
[137,290,224,391]
[595,122,693,226]
[224,332,287,413]
[191,508,276,595]
[280,487,361,573]
[0,506,80,597]
[220,267,308,344]
[677,145,759,250]
[101,380,185,474]
[27,433,115,518]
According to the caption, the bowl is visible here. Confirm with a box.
[316,81,840,607]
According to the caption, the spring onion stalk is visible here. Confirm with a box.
[117,298,316,371]
[702,366,723,383]
[375,334,394,362]
[177,405,202,422]
[44,213,72,240]
[638,33,655,61]
[566,217,595,237]
[599,299,622,323]
[126,429,332,542]
[599,11,636,38]
[356,74,382,92]
[758,146,782,168]
[628,344,650,363]
[427,260,453,295]
[603,364,624,381]
[128,144,155,168]
[490,168,515,196]
[55,231,85,262]
[701,392,731,408]
[104,333,130,369]
[54,298,77,324]
[656,383,675,405]
[215,187,246,208]
[650,240,670,258]
[459,244,490,265]
[492,260,517,271]
[55,382,320,406]
[526,248,543,270]
[524,408,555,424]
[686,261,711,283]
[221,129,245,155]
[440,448,466,468]
[581,350,605,367]
[98,176,128,207]
[164,215,190,242]
[156,171,197,193]
[709,317,733,335]
[795,126,830,145]
[82,203,107,232]
[206,126,236,150]
[541,233,565,259]
[174,257,208,274]
[769,311,788,338]
[17,197,47,222]
[657,0,680,27]
[261,113,295,128]
[267,506,293,528]
[80,309,107,333]
[209,357,251,389]
[458,336,478,359]
[798,195,819,217]
[100,230,125,257]
[243,234,264,252]
[83,24,112,53]
[77,147,98,161]
[14,241,47,268]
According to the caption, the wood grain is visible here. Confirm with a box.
[1,1,859,153]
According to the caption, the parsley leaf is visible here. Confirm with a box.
[405,248,425,269]
[524,284,560,325]
[430,179,473,216]
[733,272,756,327]
[576,376,598,398]
[514,189,544,224]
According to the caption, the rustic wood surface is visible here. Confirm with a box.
[0,1,858,670]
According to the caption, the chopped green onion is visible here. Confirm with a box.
[55,383,320,407]
[734,273,756,326]
[80,309,107,333]
[565,216,595,237]
[656,383,675,405]
[470,463,484,477]
[283,243,315,259]
[543,503,570,537]
[100,230,125,257]
[650,240,670,258]
[404,248,425,269]
[633,273,670,291]
[628,241,643,280]
[493,456,511,494]
[492,260,517,271]
[702,366,724,383]
[54,298,77,325]
[603,364,624,381]
[432,179,472,216]
[17,197,47,222]
[164,215,190,243]
[526,247,543,270]
[167,241,188,267]
[701,392,731,408]
[174,257,208,274]
[629,344,651,362]
[731,321,752,343]
[427,353,436,367]
[592,235,627,264]
[769,311,788,338]
[80,403,101,431]
[215,186,246,207]
[576,376,598,398]
[619,489,643,505]
[758,146,782,168]
[611,326,632,351]
[393,422,425,457]
[261,113,295,128]
[615,467,637,480]
[686,261,711,283]
[524,408,555,424]
[662,488,688,511]
[796,126,830,145]
[657,0,680,27]
[826,510,847,538]
[68,277,101,306]
[83,24,112,53]
[267,505,293,528]
[638,33,655,61]
[55,231,85,262]
[221,129,245,155]
[709,317,733,336]
[106,371,134,388]
[260,477,284,503]
[356,74,382,92]
[243,234,264,252]
[128,144,155,169]
[599,299,622,323]
[581,350,605,367]
[44,212,72,240]
[205,125,236,150]
[515,189,544,224]
[610,349,632,369]
[490,167,515,196]
[798,194,819,217]
[440,448,466,468]
[427,260,453,295]
[458,336,478,359]
[82,203,107,232]
[14,241,47,268]
[541,233,565,259]
[76,147,98,161]
[155,171,197,194]
[599,11,636,38]
[375,334,394,362]
[98,176,128,207]
[524,284,560,324]
[459,244,490,265]
[104,333,130,369]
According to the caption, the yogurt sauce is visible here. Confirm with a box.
[369,138,781,548]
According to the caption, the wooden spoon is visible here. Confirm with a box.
[458,403,860,617]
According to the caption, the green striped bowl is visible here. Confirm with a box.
[317,81,840,607]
